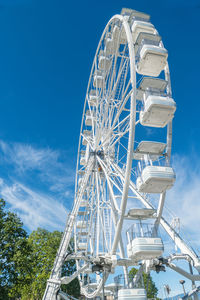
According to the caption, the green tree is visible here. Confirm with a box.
[0,198,33,300]
[129,267,158,299]
[21,228,80,300]
[0,199,79,299]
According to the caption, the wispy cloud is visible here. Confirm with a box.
[164,154,200,251]
[0,140,75,195]
[0,140,76,231]
[0,180,67,231]
[0,140,58,171]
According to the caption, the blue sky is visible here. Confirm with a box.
[0,0,200,297]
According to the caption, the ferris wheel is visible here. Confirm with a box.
[43,8,200,300]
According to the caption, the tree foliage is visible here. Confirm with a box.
[0,199,33,300]
[20,228,62,299]
[129,267,158,299]
[20,228,80,299]
[0,199,80,300]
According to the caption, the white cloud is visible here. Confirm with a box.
[0,140,58,171]
[0,140,75,194]
[0,140,76,231]
[164,154,200,251]
[0,180,68,231]
[150,154,200,298]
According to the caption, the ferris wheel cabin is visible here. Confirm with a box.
[118,288,147,300]
[98,52,112,71]
[93,71,105,88]
[105,35,115,55]
[76,220,87,229]
[140,95,176,128]
[88,90,98,106]
[132,18,168,76]
[85,110,95,126]
[82,129,92,145]
[136,165,176,193]
[80,150,86,165]
[127,220,164,262]
[136,77,176,127]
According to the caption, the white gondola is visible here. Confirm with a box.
[82,130,92,146]
[98,55,111,71]
[76,221,87,229]
[78,231,87,236]
[88,90,98,106]
[127,237,164,261]
[140,95,176,128]
[93,72,104,88]
[118,288,147,300]
[78,211,88,216]
[133,141,166,160]
[98,290,112,297]
[120,27,127,44]
[80,151,86,166]
[136,166,176,193]
[112,25,127,44]
[105,37,115,55]
[105,283,123,292]
[80,156,86,166]
[131,20,155,43]
[137,44,168,76]
[121,8,150,21]
[125,208,156,220]
[112,25,120,42]
[78,242,87,251]
[137,77,167,101]
[85,110,95,126]
[80,200,88,207]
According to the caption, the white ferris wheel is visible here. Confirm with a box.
[43,8,200,300]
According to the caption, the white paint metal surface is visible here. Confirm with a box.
[88,94,98,106]
[131,20,155,43]
[137,77,167,100]
[140,95,176,127]
[93,74,104,88]
[121,8,150,21]
[105,37,115,55]
[77,243,87,250]
[125,208,156,219]
[136,166,176,193]
[85,110,95,126]
[136,141,166,154]
[133,141,166,160]
[76,221,87,229]
[137,45,168,76]
[80,154,86,165]
[79,200,88,207]
[127,237,164,261]
[82,130,92,145]
[118,288,147,300]
[98,55,111,71]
